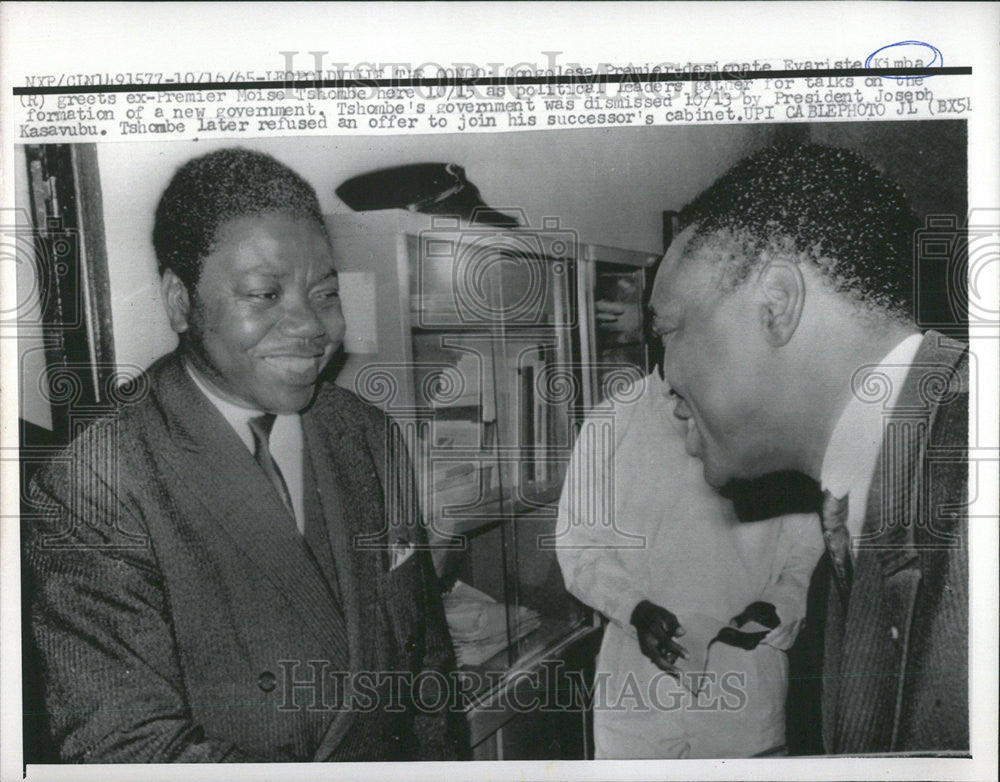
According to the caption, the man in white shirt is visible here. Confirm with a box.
[557,371,824,758]
[650,143,968,753]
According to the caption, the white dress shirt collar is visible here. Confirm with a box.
[185,363,259,451]
[820,333,924,542]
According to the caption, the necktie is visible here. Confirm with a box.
[821,489,853,610]
[249,414,295,521]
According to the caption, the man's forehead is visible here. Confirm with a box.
[196,214,335,288]
[215,213,331,256]
[651,225,700,310]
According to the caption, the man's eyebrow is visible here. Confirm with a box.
[310,269,339,285]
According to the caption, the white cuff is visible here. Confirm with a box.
[760,600,804,651]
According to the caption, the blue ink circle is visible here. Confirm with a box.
[865,41,943,80]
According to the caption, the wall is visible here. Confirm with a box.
[14,145,53,430]
[807,120,967,331]
[809,120,967,220]
[95,124,778,371]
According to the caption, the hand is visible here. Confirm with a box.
[630,600,688,673]
[595,300,628,323]
[594,300,640,336]
[729,601,780,630]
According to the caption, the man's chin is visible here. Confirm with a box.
[260,386,319,415]
[700,460,732,491]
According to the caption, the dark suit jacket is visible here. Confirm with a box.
[23,352,467,762]
[822,332,969,753]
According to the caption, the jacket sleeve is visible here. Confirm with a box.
[24,444,261,763]
[555,414,647,636]
[759,512,826,651]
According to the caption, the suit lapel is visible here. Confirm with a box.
[302,414,379,675]
[303,388,390,761]
[831,332,968,751]
[151,354,348,657]
[819,555,843,753]
[860,332,968,571]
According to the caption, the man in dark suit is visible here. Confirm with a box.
[648,143,968,753]
[23,148,467,762]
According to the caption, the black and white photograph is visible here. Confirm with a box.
[9,118,973,760]
[1,4,997,782]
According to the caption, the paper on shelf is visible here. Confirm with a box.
[442,580,542,667]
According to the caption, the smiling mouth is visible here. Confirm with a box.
[261,355,322,376]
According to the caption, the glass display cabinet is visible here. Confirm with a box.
[328,210,659,759]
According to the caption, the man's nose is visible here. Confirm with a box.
[279,296,327,339]
[672,394,693,420]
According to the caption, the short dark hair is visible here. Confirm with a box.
[678,143,918,321]
[153,148,327,288]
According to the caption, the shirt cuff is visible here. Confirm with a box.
[607,588,648,639]
[761,599,804,651]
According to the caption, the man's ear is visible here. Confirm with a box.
[756,259,805,347]
[161,269,192,334]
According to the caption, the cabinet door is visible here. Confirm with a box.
[328,213,655,706]
[500,708,587,760]
[498,629,601,760]
[411,230,586,678]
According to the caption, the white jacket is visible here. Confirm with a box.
[556,373,824,758]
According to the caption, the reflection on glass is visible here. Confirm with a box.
[593,263,650,402]
[408,241,585,685]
